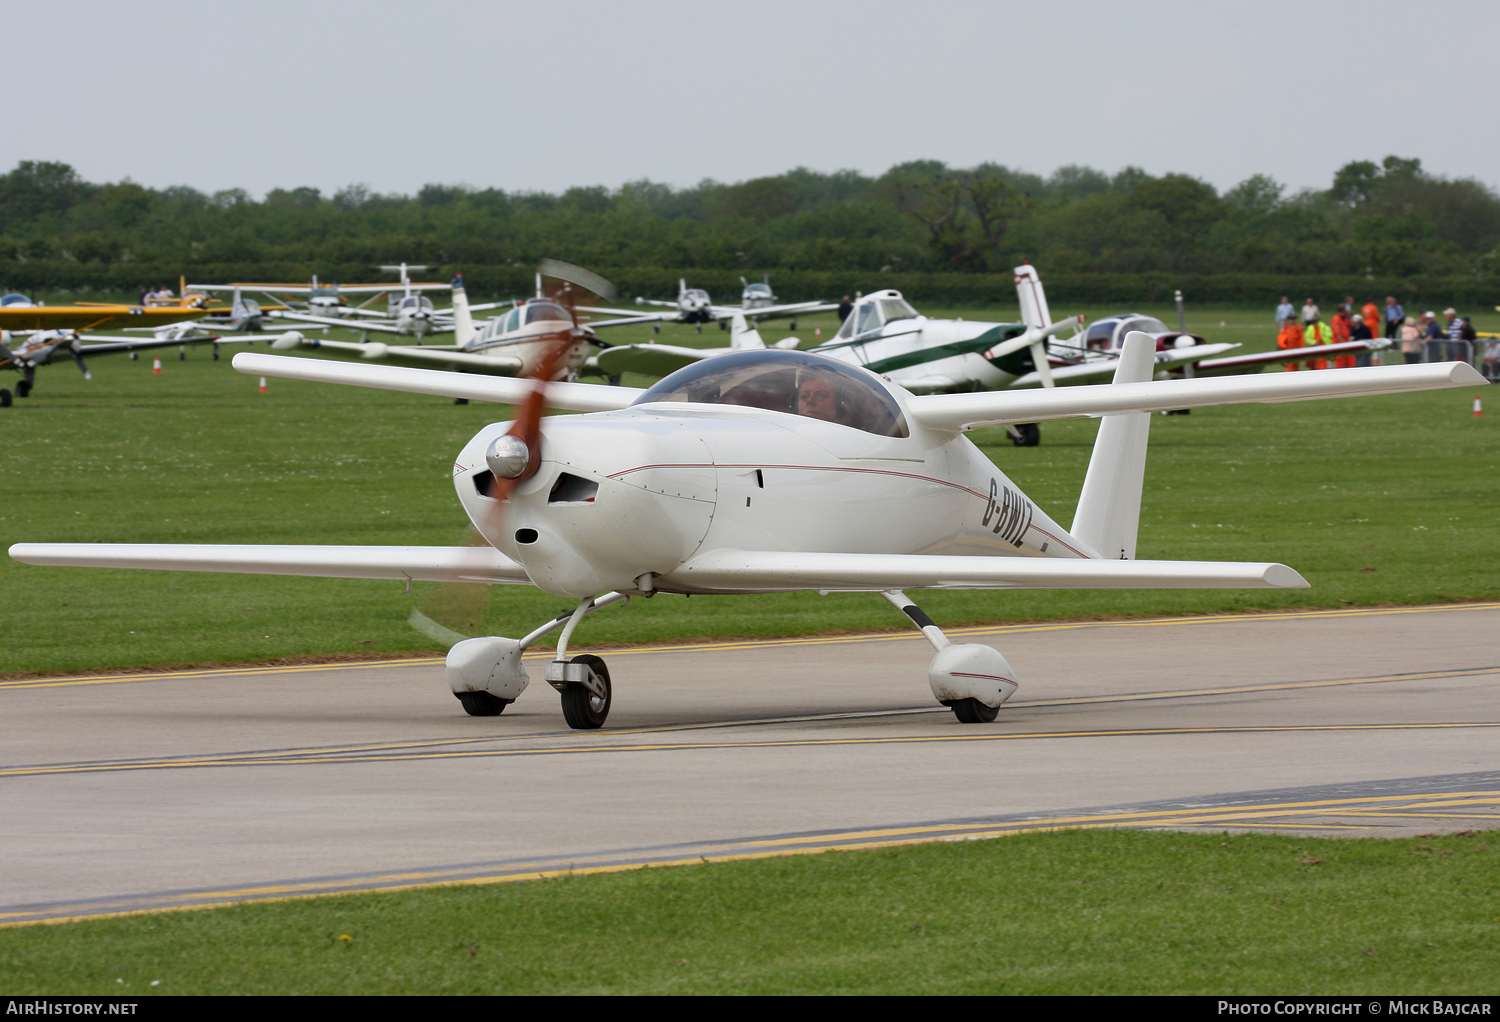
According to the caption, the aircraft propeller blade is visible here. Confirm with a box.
[484,330,573,504]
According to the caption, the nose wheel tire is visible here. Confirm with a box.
[456,690,509,716]
[560,654,612,729]
[950,698,999,724]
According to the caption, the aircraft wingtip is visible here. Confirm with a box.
[1265,563,1310,588]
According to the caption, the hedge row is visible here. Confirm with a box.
[5,261,1498,310]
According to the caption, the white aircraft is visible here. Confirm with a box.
[618,277,835,330]
[267,265,511,339]
[595,265,1236,446]
[11,339,1484,728]
[1074,312,1391,377]
[274,273,663,384]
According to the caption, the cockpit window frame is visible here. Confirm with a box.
[631,349,910,439]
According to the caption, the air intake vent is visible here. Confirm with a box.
[548,473,599,503]
[472,470,495,497]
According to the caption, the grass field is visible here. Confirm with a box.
[2,828,1496,994]
[1,302,1495,677]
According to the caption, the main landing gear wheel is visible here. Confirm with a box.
[16,380,30,398]
[1010,423,1040,447]
[0,389,11,408]
[950,698,999,724]
[455,691,509,716]
[559,654,612,730]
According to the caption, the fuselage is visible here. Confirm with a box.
[809,298,1029,394]
[393,295,437,337]
[450,352,1083,598]
[0,330,74,365]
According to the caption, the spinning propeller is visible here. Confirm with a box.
[415,262,620,644]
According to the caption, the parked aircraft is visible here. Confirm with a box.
[273,274,660,383]
[194,272,451,323]
[620,277,834,330]
[1075,311,1391,377]
[269,267,510,339]
[0,295,223,405]
[596,265,1227,445]
[11,340,1483,728]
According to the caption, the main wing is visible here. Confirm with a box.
[9,543,530,585]
[0,306,210,332]
[707,301,837,321]
[594,343,725,377]
[1005,343,1240,388]
[272,336,524,374]
[662,549,1307,594]
[71,332,222,357]
[234,352,642,410]
[1192,339,1391,374]
[907,359,1487,431]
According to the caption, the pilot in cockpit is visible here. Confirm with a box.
[796,375,838,422]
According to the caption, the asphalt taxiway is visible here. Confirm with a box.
[3,602,1497,925]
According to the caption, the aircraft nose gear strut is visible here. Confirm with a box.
[445,591,629,728]
[882,590,1018,724]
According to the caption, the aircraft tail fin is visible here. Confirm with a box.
[451,275,476,347]
[729,312,766,350]
[1014,264,1053,330]
[1014,263,1058,387]
[1070,332,1155,559]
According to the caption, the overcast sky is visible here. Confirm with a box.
[7,0,1496,200]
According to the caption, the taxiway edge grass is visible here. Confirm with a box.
[1,828,1496,994]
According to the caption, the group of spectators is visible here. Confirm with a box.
[138,284,177,307]
[1274,294,1481,371]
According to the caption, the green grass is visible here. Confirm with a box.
[2,828,1496,994]
[1,307,1496,677]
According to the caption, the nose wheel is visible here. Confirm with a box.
[456,690,510,716]
[558,654,612,729]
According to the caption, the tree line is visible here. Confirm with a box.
[1,156,1497,293]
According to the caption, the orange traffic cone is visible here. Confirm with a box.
[814,327,821,339]
[259,376,268,393]
[151,356,162,374]
[1475,396,1483,418]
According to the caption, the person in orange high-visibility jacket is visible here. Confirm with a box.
[1277,319,1306,370]
[1330,305,1356,368]
[1361,301,1382,365]
[1304,318,1334,369]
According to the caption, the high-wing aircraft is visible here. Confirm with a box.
[273,272,662,383]
[619,277,835,330]
[0,294,222,404]
[11,339,1484,728]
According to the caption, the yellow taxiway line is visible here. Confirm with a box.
[4,786,1494,929]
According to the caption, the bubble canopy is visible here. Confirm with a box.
[631,349,909,438]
